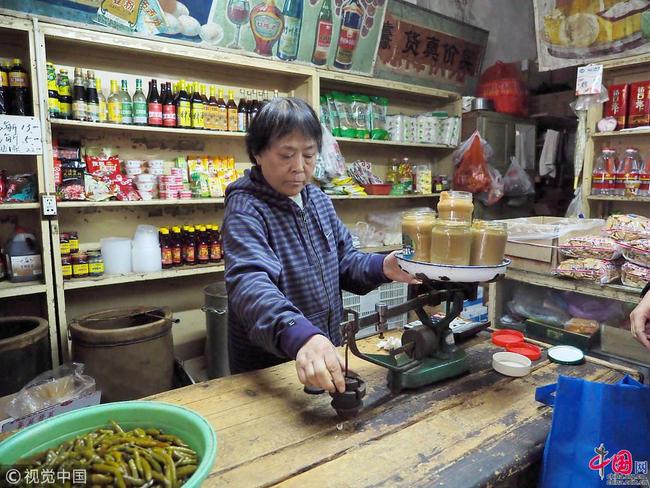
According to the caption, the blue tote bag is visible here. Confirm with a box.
[536,375,650,488]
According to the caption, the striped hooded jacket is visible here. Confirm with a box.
[223,166,390,373]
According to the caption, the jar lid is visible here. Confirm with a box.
[547,345,585,365]
[492,329,525,347]
[506,342,541,361]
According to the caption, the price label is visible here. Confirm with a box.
[576,64,603,96]
[0,115,43,154]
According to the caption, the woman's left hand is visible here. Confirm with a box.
[383,251,420,285]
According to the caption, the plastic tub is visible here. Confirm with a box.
[0,401,217,488]
[363,184,392,195]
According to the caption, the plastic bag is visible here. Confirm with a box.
[507,286,571,328]
[503,157,534,196]
[496,217,604,241]
[559,236,621,261]
[5,174,37,203]
[314,124,346,183]
[603,214,650,242]
[7,363,96,418]
[477,165,504,206]
[561,291,625,323]
[565,186,585,218]
[453,130,493,193]
[622,261,650,289]
[555,258,621,284]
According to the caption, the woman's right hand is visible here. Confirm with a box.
[630,293,650,351]
[295,335,346,393]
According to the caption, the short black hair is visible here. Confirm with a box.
[246,97,322,165]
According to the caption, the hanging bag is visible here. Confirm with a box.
[535,374,650,488]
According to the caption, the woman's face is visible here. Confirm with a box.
[255,131,318,197]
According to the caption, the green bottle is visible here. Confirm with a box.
[133,79,147,125]
[120,79,132,125]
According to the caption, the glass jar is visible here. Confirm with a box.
[68,231,79,253]
[437,191,474,222]
[71,252,89,279]
[402,210,436,262]
[61,254,72,280]
[59,233,70,256]
[470,221,508,266]
[430,219,472,265]
[88,250,104,278]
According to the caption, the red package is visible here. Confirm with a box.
[453,131,492,194]
[85,154,121,178]
[112,174,141,201]
[53,157,62,187]
[605,84,628,130]
[627,81,650,128]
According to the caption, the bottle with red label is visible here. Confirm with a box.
[250,0,284,57]
[147,79,163,126]
[171,226,183,267]
[210,224,223,263]
[639,155,650,197]
[162,81,176,127]
[197,226,210,264]
[618,148,641,197]
[312,0,333,66]
[334,0,363,70]
[184,226,196,265]
[592,148,617,196]
[159,227,173,269]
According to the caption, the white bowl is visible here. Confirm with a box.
[125,160,144,169]
[396,252,510,283]
[492,352,532,377]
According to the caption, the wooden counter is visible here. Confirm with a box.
[148,332,638,487]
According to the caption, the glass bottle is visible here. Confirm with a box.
[163,81,176,127]
[237,89,247,131]
[277,0,303,61]
[176,80,191,128]
[8,58,30,115]
[171,226,183,267]
[46,62,60,119]
[216,88,228,131]
[133,78,148,125]
[72,67,86,121]
[120,79,133,124]
[146,79,162,126]
[86,70,100,123]
[96,77,108,122]
[226,89,238,132]
[312,0,333,66]
[191,82,205,129]
[58,69,72,120]
[206,85,219,130]
[107,80,122,124]
[334,0,363,70]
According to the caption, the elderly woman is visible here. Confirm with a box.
[223,97,414,394]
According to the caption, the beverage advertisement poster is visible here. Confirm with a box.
[535,0,650,71]
[1,0,387,75]
[373,0,488,94]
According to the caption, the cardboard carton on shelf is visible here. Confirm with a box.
[498,216,604,274]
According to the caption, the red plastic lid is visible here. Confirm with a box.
[492,329,525,347]
[506,342,542,361]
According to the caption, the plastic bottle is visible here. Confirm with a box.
[5,227,43,283]
[160,227,173,269]
[171,226,183,267]
[197,226,210,264]
[618,148,642,197]
[185,226,196,265]
[210,225,222,263]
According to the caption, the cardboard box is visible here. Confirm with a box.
[627,81,650,128]
[501,217,603,274]
[604,83,629,130]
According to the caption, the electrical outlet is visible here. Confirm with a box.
[42,194,57,217]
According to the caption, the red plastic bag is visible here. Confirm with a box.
[453,130,492,194]
[478,61,528,117]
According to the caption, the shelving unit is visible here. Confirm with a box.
[0,15,58,366]
[0,11,465,365]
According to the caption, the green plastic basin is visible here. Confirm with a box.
[0,401,217,487]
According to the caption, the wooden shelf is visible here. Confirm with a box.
[0,281,47,299]
[63,263,225,290]
[587,195,650,202]
[335,137,456,150]
[592,128,650,138]
[330,194,440,200]
[57,198,225,209]
[505,268,641,304]
[0,202,40,210]
[51,119,247,139]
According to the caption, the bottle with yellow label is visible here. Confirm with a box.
[216,88,228,131]
[97,77,108,122]
[176,80,191,128]
[46,62,59,118]
[190,82,205,129]
[107,80,122,124]
[227,89,238,132]
[57,69,72,119]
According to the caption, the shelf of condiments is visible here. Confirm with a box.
[54,140,242,202]
[0,171,37,204]
[60,224,223,282]
[401,191,507,266]
[47,63,278,131]
[1,226,43,284]
[321,157,449,197]
[0,58,32,116]
[591,147,650,197]
[321,91,460,146]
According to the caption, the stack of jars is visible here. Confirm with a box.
[401,191,508,267]
[592,147,649,197]
[60,231,104,280]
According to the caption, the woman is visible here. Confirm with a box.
[223,97,415,394]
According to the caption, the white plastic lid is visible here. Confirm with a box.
[547,345,585,365]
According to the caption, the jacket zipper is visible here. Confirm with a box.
[300,208,333,337]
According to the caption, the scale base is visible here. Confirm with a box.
[383,349,470,394]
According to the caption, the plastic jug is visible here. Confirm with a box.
[5,227,42,283]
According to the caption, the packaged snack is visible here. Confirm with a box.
[333,92,356,138]
[386,114,404,142]
[603,214,650,242]
[627,81,650,128]
[621,239,650,268]
[369,96,389,140]
[402,115,417,143]
[559,236,621,261]
[112,175,141,201]
[84,174,114,202]
[326,93,341,137]
[351,94,370,139]
[55,140,85,201]
[320,95,332,133]
[565,318,600,336]
[604,84,628,130]
[621,261,650,289]
[555,258,621,284]
[5,174,36,203]
[84,148,122,178]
